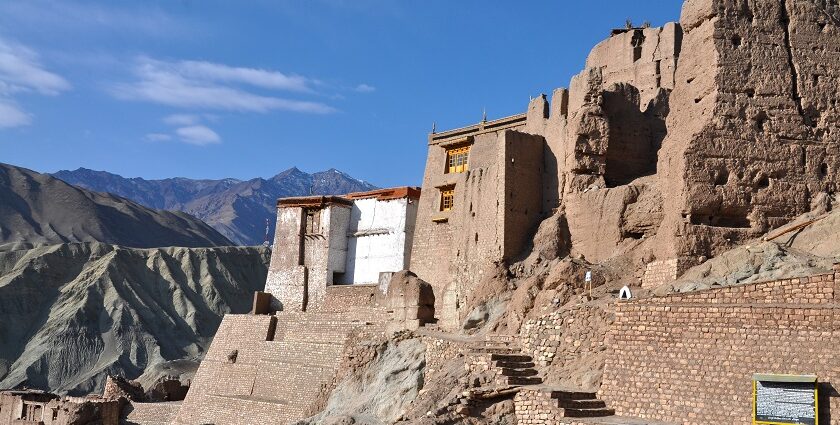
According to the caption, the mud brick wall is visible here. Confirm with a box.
[520,304,614,367]
[641,258,692,289]
[600,272,840,424]
[319,284,383,312]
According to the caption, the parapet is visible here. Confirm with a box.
[345,186,421,201]
[429,113,526,146]
[277,195,353,209]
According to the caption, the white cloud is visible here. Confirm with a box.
[177,61,312,92]
[163,114,200,126]
[0,100,32,128]
[144,133,172,142]
[354,83,376,93]
[110,57,335,114]
[175,125,221,146]
[0,36,70,129]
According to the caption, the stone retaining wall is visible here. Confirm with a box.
[600,271,840,424]
[320,284,383,312]
[520,304,614,367]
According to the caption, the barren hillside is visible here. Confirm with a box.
[0,242,269,395]
[0,163,232,250]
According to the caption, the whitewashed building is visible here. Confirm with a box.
[264,187,420,311]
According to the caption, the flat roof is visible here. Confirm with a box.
[277,195,353,208]
[278,187,421,208]
[429,113,527,145]
[345,186,421,201]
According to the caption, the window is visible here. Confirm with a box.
[445,145,471,174]
[440,188,454,212]
[304,209,321,234]
[52,408,59,421]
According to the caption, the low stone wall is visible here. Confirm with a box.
[422,335,468,376]
[600,271,840,424]
[520,304,614,367]
[514,388,564,424]
[320,284,383,312]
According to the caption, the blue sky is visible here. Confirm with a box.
[0,1,682,187]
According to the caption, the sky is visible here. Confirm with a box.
[0,1,683,188]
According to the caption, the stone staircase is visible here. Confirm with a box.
[514,387,615,422]
[462,335,615,422]
[466,335,544,387]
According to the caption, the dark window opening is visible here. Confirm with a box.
[819,163,828,179]
[732,35,742,47]
[753,111,768,132]
[755,174,770,189]
[631,30,645,62]
[714,169,729,186]
[304,209,321,234]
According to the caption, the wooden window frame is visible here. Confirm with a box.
[439,187,455,212]
[445,145,471,174]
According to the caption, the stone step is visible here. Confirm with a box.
[556,398,607,409]
[497,376,543,386]
[489,353,532,362]
[560,407,616,418]
[548,390,598,400]
[470,346,518,354]
[498,367,540,377]
[494,360,536,369]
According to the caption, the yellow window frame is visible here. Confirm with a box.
[446,145,470,174]
[440,188,455,212]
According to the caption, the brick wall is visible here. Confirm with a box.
[319,284,383,312]
[174,311,386,425]
[600,272,840,424]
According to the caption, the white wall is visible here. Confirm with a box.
[336,197,414,284]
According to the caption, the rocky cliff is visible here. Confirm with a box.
[0,242,269,395]
[0,163,232,250]
[52,167,378,246]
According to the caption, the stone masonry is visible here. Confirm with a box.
[411,118,545,329]
[600,270,840,424]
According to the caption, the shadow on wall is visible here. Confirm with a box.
[602,83,669,188]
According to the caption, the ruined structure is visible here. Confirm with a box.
[409,0,839,323]
[142,0,840,423]
[264,187,420,312]
[0,390,121,425]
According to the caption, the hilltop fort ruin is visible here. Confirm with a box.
[37,0,840,424]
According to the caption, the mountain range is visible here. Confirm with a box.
[53,167,378,245]
[0,163,231,249]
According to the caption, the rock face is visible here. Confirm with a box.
[0,163,232,249]
[655,0,840,260]
[0,242,270,395]
[53,167,378,246]
[522,0,839,269]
